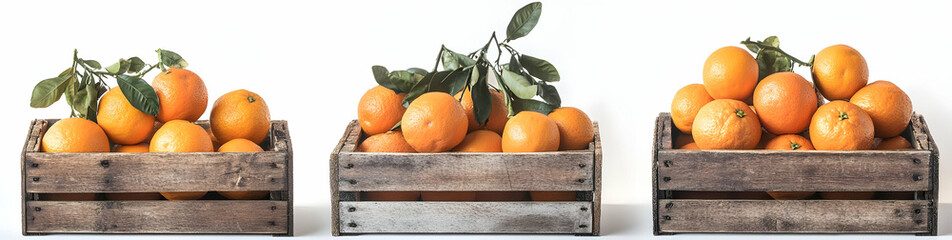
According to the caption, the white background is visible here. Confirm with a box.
[1,0,951,239]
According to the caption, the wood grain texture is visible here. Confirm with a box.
[590,122,602,236]
[329,120,358,236]
[270,120,294,236]
[338,201,593,234]
[657,200,930,233]
[26,201,288,234]
[913,114,939,236]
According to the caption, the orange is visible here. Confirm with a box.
[207,127,222,150]
[401,92,468,153]
[850,80,913,138]
[476,191,529,201]
[766,192,814,200]
[753,72,818,134]
[217,138,268,200]
[40,193,97,201]
[211,89,271,144]
[358,85,407,135]
[820,192,874,200]
[41,118,110,153]
[358,131,416,153]
[160,192,207,201]
[362,191,421,201]
[150,120,214,153]
[691,99,761,149]
[105,193,163,201]
[702,46,758,100]
[152,68,207,122]
[673,133,694,149]
[876,136,912,150]
[422,191,476,201]
[501,111,561,152]
[116,143,150,153]
[671,84,714,134]
[764,134,815,150]
[455,89,509,134]
[548,107,595,150]
[97,87,156,145]
[809,100,874,150]
[680,142,699,149]
[452,130,502,152]
[812,44,868,101]
[530,191,576,201]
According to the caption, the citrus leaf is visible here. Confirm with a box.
[116,75,160,116]
[506,2,542,41]
[127,57,145,73]
[30,76,70,108]
[81,59,102,69]
[69,83,91,117]
[520,54,560,82]
[742,37,761,53]
[371,65,399,92]
[501,68,536,99]
[441,48,476,71]
[763,36,780,47]
[442,67,470,95]
[403,70,452,106]
[406,67,428,76]
[510,98,555,115]
[106,59,130,74]
[538,84,561,107]
[471,63,492,125]
[389,70,417,93]
[157,49,188,69]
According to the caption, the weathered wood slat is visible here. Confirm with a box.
[590,122,602,236]
[338,151,594,191]
[658,200,930,233]
[26,201,288,234]
[25,152,288,193]
[329,120,358,236]
[657,150,931,191]
[338,201,593,234]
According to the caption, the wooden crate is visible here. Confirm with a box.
[20,119,294,236]
[329,120,602,236]
[652,112,939,235]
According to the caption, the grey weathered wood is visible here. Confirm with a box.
[658,200,930,233]
[329,120,358,236]
[657,150,931,191]
[26,201,288,234]
[913,114,939,236]
[338,151,594,191]
[269,120,293,236]
[590,122,602,236]
[338,201,592,234]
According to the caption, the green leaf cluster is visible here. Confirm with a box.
[741,36,814,81]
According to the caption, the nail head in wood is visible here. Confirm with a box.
[663,215,671,220]
[913,174,923,181]
[270,178,277,182]
[344,163,354,169]
[577,179,585,183]
[348,222,358,227]
[32,177,39,182]
[348,207,356,212]
[912,158,921,164]
[663,176,671,182]
[665,202,673,209]
[349,179,357,184]
[580,207,588,211]
[271,162,279,168]
[579,224,588,228]
[31,163,38,168]
[34,207,41,212]
[663,160,672,167]
[100,160,110,168]
[578,163,586,168]
[271,206,277,211]
[915,209,921,214]
[268,221,276,226]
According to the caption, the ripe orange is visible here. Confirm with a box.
[358,131,416,153]
[548,107,594,150]
[152,68,207,122]
[358,85,407,135]
[501,111,561,152]
[97,87,156,145]
[679,142,699,149]
[150,120,214,153]
[753,72,818,134]
[422,191,476,201]
[455,89,509,134]
[116,143,150,153]
[674,132,695,149]
[217,138,268,200]
[211,89,271,144]
[161,192,207,201]
[452,130,502,152]
[401,92,468,153]
[766,192,815,200]
[362,191,421,201]
[105,192,163,201]
[671,84,714,134]
[764,134,815,150]
[41,118,110,153]
[702,46,758,100]
[691,99,761,149]
[820,192,874,200]
[476,191,529,201]
[876,136,912,150]
[812,44,868,101]
[809,100,874,150]
[530,191,576,201]
[207,127,222,150]
[850,80,913,138]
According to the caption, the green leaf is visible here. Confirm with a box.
[388,70,418,93]
[538,84,561,107]
[506,2,542,41]
[116,75,160,116]
[69,83,91,117]
[371,65,399,91]
[406,67,428,76]
[403,70,452,106]
[754,36,793,80]
[81,59,102,69]
[520,54,560,82]
[510,98,555,115]
[106,59,130,74]
[500,68,536,99]
[157,49,188,69]
[441,48,476,71]
[471,63,492,125]
[763,36,780,47]
[127,57,145,73]
[30,76,70,108]
[742,37,761,53]
[441,67,470,95]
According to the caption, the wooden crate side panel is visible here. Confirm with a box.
[657,150,931,191]
[25,152,289,193]
[337,151,594,191]
[269,120,294,236]
[338,201,593,234]
[913,114,939,236]
[591,122,602,236]
[657,200,930,233]
[25,201,288,234]
[329,120,358,236]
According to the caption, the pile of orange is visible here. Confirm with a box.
[671,44,915,200]
[40,68,273,201]
[356,86,595,201]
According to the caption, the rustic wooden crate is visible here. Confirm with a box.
[329,120,602,236]
[652,112,939,235]
[20,119,294,236]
